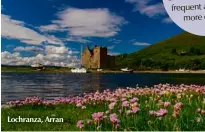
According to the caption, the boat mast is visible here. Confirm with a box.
[80,44,82,67]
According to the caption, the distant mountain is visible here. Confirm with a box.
[116,32,205,70]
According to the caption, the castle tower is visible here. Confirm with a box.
[81,45,115,69]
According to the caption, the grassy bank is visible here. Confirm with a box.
[1,66,72,73]
[2,66,205,74]
[2,84,205,131]
[116,32,205,70]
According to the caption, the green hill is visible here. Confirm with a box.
[116,32,205,70]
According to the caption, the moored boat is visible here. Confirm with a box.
[31,64,45,71]
[121,68,134,73]
[71,68,87,73]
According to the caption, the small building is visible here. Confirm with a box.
[82,45,115,69]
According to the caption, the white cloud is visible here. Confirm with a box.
[39,24,65,32]
[69,50,80,54]
[65,36,92,43]
[39,8,127,37]
[45,45,69,54]
[1,14,63,45]
[14,46,43,53]
[108,38,122,44]
[125,0,170,22]
[133,41,150,46]
[129,39,137,42]
[162,17,173,24]
[107,45,115,50]
[140,3,166,18]
[108,51,121,56]
[1,45,80,67]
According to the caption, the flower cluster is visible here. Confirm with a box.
[5,84,205,131]
[149,109,168,117]
[196,108,205,115]
[110,113,120,129]
[6,84,205,108]
[92,112,105,123]
[173,102,183,118]
[77,120,84,130]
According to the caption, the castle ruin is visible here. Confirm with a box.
[82,45,115,69]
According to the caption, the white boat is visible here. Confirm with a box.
[31,64,43,68]
[31,64,45,71]
[121,68,134,73]
[71,44,88,73]
[71,68,87,73]
[97,69,103,72]
[178,69,185,72]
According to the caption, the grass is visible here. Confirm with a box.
[116,32,205,69]
[1,66,72,73]
[2,86,205,131]
[1,104,108,131]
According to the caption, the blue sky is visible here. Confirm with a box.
[1,0,183,67]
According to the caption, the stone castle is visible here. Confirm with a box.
[82,45,115,69]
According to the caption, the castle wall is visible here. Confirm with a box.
[99,47,107,68]
[107,55,115,68]
[82,45,115,69]
[82,46,92,68]
[92,47,101,68]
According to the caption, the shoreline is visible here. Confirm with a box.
[1,70,205,74]
[134,70,205,74]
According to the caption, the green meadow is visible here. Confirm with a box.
[2,88,205,131]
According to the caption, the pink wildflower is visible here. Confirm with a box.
[132,107,140,114]
[76,103,82,107]
[118,109,122,114]
[122,101,129,107]
[131,102,139,108]
[155,109,168,117]
[121,98,126,102]
[87,119,92,124]
[77,120,84,129]
[130,97,139,103]
[164,102,171,108]
[110,113,120,124]
[115,124,120,129]
[92,112,105,122]
[174,102,183,111]
[81,106,86,109]
[109,102,116,110]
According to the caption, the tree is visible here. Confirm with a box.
[190,59,201,70]
[200,60,205,69]
[194,48,201,55]
[171,48,177,54]
[189,47,195,55]
[160,63,169,71]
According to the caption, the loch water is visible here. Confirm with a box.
[2,72,205,103]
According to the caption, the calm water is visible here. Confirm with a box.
[2,72,205,103]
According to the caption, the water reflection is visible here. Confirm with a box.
[2,72,205,103]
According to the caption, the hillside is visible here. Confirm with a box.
[116,32,205,70]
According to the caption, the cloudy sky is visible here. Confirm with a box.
[1,0,183,67]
